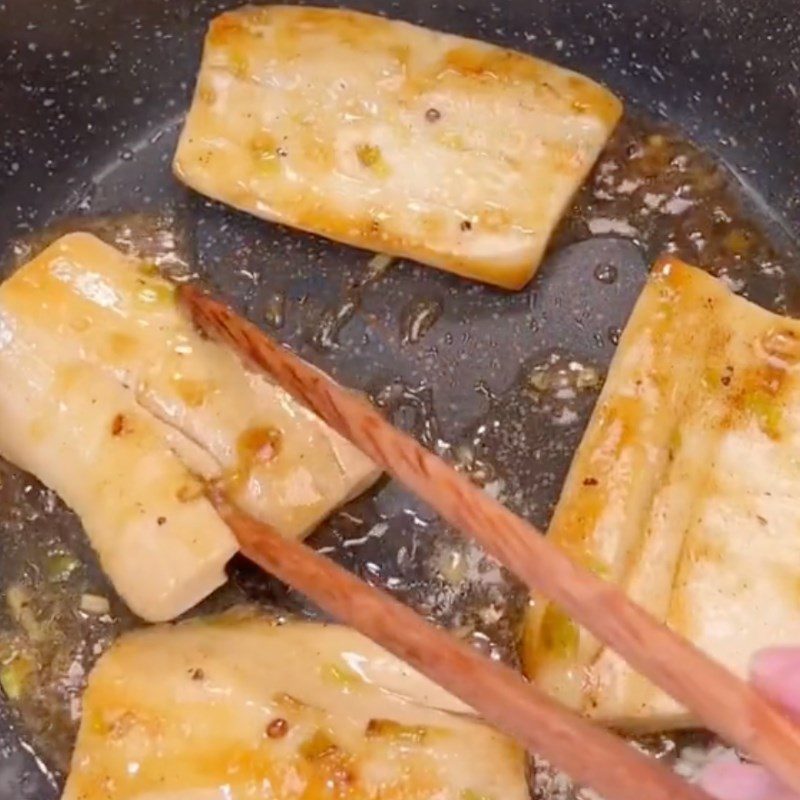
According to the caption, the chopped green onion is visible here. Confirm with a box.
[80,594,110,615]
[527,369,551,393]
[300,729,338,761]
[136,281,175,306]
[745,388,782,440]
[365,718,430,744]
[46,552,80,583]
[6,585,45,642]
[539,604,580,659]
[356,144,390,178]
[137,262,161,278]
[0,655,32,701]
[367,253,394,277]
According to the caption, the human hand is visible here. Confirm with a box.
[701,648,800,800]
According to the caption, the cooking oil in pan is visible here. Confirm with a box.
[1,112,798,793]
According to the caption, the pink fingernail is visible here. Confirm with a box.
[751,648,800,716]
[700,762,786,800]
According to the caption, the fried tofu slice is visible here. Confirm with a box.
[524,257,800,730]
[174,5,622,290]
[62,612,528,800]
[0,233,380,621]
[0,336,237,623]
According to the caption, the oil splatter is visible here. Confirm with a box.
[593,263,618,284]
[373,380,443,451]
[312,295,360,351]
[263,291,285,329]
[400,298,443,344]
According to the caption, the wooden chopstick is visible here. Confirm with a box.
[214,493,707,800]
[180,284,800,795]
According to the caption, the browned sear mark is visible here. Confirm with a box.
[111,413,130,436]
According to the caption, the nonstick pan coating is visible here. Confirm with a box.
[2,0,800,796]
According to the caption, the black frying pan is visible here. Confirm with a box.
[2,0,800,796]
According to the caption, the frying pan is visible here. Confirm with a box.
[2,0,800,796]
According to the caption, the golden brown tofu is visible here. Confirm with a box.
[62,613,528,800]
[524,257,800,730]
[174,5,622,289]
[0,233,380,621]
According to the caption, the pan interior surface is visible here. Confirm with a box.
[2,0,800,797]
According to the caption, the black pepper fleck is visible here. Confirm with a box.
[425,107,441,122]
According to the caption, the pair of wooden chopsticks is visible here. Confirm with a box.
[180,284,800,800]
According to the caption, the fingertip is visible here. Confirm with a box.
[750,647,800,716]
[700,762,780,800]
[751,647,800,684]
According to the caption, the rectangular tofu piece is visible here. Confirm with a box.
[62,613,528,800]
[174,5,622,290]
[0,339,237,623]
[0,233,380,621]
[524,257,800,731]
